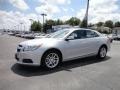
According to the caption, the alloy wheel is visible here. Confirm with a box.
[45,53,60,69]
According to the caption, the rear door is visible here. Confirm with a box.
[84,30,100,55]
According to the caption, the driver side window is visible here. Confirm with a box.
[67,30,86,40]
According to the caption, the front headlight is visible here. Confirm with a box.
[24,44,42,51]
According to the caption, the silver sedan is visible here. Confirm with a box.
[15,28,111,69]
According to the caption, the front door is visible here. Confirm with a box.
[62,30,88,61]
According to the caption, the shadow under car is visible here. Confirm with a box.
[11,56,111,77]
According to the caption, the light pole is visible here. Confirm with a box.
[41,13,47,32]
[17,25,19,31]
[14,26,16,31]
[3,24,5,31]
[24,25,25,32]
[20,22,23,32]
[29,19,34,24]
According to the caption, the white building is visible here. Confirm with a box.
[113,27,120,35]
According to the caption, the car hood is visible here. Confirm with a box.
[20,38,62,46]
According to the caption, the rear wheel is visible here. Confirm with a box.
[41,50,61,69]
[97,46,107,59]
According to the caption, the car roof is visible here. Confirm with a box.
[63,28,93,32]
[63,28,101,37]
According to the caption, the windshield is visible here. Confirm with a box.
[46,29,70,38]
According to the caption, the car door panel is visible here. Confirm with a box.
[61,30,88,61]
[62,39,88,61]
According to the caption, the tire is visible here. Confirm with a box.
[41,50,61,69]
[97,46,107,59]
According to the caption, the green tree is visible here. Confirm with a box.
[31,21,42,32]
[55,19,63,25]
[66,17,81,26]
[88,23,94,27]
[104,20,113,28]
[80,19,87,28]
[114,21,120,27]
[96,22,104,27]
[46,19,56,26]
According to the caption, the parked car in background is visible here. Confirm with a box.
[107,34,114,43]
[15,28,111,69]
[114,35,120,40]
[34,33,48,39]
[115,35,120,40]
[8,32,15,36]
[113,27,120,40]
[102,34,113,43]
[21,33,34,39]
[15,33,23,37]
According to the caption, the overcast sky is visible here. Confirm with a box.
[0,0,120,31]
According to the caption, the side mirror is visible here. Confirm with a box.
[65,35,74,41]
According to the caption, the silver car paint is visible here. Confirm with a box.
[16,28,111,66]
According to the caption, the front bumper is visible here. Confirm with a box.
[15,50,44,66]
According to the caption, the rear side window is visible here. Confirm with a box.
[86,30,99,38]
[68,30,99,40]
[77,30,86,39]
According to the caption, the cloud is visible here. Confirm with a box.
[39,0,71,5]
[35,4,60,14]
[77,0,120,23]
[0,10,72,30]
[70,8,74,12]
[35,0,71,18]
[0,10,41,31]
[62,8,68,12]
[9,0,29,10]
[59,15,71,21]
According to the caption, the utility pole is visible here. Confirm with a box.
[41,13,47,32]
[81,0,90,28]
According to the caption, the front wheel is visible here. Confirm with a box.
[97,46,107,59]
[41,50,61,69]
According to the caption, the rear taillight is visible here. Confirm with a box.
[107,36,112,43]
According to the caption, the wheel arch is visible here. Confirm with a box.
[97,44,108,59]
[99,44,108,51]
[41,48,63,63]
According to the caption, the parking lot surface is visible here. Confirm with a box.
[0,34,120,90]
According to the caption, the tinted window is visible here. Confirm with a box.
[86,30,99,38]
[68,30,86,39]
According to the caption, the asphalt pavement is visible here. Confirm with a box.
[0,34,120,90]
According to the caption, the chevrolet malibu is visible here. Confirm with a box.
[15,28,111,69]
